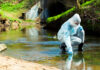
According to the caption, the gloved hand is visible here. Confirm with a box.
[67,47,73,55]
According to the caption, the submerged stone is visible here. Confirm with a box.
[0,44,7,52]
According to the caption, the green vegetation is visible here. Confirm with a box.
[0,0,25,23]
[24,20,35,23]
[81,0,94,7]
[0,2,25,12]
[46,0,95,23]
[0,0,38,33]
[95,0,100,6]
[47,7,76,23]
[0,0,38,22]
[0,0,38,31]
[0,10,22,23]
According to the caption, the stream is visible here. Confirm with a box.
[0,27,100,70]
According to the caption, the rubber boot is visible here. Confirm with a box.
[60,43,66,54]
[78,43,84,51]
[67,47,73,55]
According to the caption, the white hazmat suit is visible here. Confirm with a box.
[57,13,85,54]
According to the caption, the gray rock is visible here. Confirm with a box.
[0,44,7,52]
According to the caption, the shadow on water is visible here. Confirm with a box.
[0,27,100,69]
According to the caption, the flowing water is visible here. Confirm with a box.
[0,28,100,70]
[26,2,40,20]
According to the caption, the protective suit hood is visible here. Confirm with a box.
[68,13,81,28]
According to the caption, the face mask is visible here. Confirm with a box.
[70,21,78,27]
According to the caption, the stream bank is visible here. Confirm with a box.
[0,55,59,70]
[0,14,41,32]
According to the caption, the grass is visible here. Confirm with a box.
[24,20,35,23]
[46,0,95,23]
[0,9,22,23]
[0,2,25,12]
[0,0,26,23]
[0,0,35,23]
[0,0,37,32]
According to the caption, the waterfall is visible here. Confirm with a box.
[26,2,40,20]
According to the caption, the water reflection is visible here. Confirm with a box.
[0,27,100,70]
[26,28,39,41]
[64,53,85,70]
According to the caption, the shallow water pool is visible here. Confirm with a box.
[0,28,100,70]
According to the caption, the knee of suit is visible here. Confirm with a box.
[71,38,82,46]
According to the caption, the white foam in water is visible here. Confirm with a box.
[26,2,40,20]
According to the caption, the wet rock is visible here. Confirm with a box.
[0,22,4,32]
[0,18,7,24]
[11,21,19,30]
[0,15,21,32]
[0,44,7,52]
[19,13,26,20]
[35,17,41,23]
[38,8,43,14]
[4,27,10,32]
[4,20,10,27]
[0,17,11,32]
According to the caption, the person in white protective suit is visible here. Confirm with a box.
[57,13,85,54]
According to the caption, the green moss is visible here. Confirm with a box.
[81,0,94,7]
[46,0,95,23]
[24,20,35,23]
[0,10,22,23]
[26,25,34,28]
[46,7,75,23]
[0,0,37,23]
[0,1,25,12]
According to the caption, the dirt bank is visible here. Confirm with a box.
[0,55,60,70]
